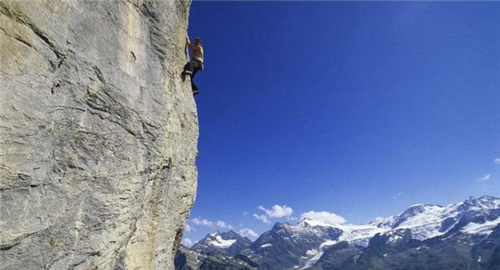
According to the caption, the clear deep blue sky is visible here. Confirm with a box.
[184,1,500,244]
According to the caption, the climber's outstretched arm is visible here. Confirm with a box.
[186,36,194,49]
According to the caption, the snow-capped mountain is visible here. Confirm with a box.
[191,230,253,256]
[373,195,500,239]
[175,244,257,270]
[303,195,500,268]
[176,196,500,270]
[310,195,500,248]
[240,220,342,269]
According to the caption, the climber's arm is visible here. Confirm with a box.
[186,37,194,49]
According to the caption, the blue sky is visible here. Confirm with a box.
[183,1,500,245]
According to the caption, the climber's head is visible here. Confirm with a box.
[194,37,202,45]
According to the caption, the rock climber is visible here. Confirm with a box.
[182,36,204,95]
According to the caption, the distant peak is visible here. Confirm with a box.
[462,195,500,209]
[221,230,242,238]
[272,222,284,229]
[225,230,238,236]
[209,230,221,237]
[478,195,499,201]
[462,195,500,204]
[300,217,317,224]
[299,217,338,228]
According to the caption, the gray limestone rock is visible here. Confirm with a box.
[0,0,198,269]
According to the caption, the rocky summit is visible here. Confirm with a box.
[0,0,198,269]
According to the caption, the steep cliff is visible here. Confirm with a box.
[0,0,198,269]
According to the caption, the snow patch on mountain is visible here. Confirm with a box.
[462,217,500,235]
[392,204,448,240]
[320,240,337,249]
[338,224,389,246]
[306,249,319,256]
[208,235,237,248]
[191,230,253,256]
[301,249,323,269]
[302,218,389,247]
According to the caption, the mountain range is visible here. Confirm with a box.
[175,195,500,270]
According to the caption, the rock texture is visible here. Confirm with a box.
[0,0,198,269]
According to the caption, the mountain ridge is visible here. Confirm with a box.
[176,195,500,270]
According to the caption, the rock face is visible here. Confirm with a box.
[0,0,197,269]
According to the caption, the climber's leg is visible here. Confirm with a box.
[182,61,194,81]
[192,82,199,95]
[183,60,202,95]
